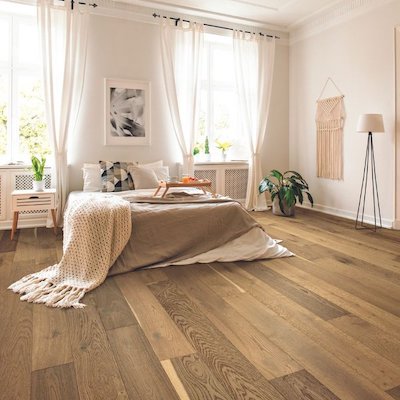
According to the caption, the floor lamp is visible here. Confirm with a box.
[355,114,384,231]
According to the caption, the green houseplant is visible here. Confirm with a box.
[259,170,314,216]
[215,139,232,161]
[31,155,46,191]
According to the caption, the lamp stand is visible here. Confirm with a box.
[355,132,382,231]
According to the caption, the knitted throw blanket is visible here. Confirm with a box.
[9,194,132,308]
[316,95,345,180]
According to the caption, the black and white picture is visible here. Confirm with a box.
[105,79,151,146]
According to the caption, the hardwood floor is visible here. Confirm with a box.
[0,208,400,400]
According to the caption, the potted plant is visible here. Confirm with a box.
[259,169,314,216]
[31,155,46,191]
[215,139,232,161]
[204,136,210,161]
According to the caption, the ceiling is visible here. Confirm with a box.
[116,0,343,30]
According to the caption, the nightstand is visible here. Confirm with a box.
[11,189,57,240]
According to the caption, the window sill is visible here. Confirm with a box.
[194,160,248,166]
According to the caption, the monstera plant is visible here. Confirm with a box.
[259,170,314,216]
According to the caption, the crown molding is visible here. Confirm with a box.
[289,0,396,45]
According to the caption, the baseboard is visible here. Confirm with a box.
[393,220,400,230]
[297,202,394,229]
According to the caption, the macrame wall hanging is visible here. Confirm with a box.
[315,78,345,180]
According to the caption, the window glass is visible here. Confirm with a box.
[195,33,248,161]
[17,20,41,66]
[0,19,9,64]
[17,74,48,159]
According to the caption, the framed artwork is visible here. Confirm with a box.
[105,78,151,146]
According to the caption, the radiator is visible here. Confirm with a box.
[194,162,248,203]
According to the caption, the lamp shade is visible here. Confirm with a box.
[356,114,384,133]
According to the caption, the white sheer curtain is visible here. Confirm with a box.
[38,0,89,225]
[233,31,275,211]
[160,19,203,176]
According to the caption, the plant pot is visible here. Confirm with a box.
[33,180,45,192]
[272,197,295,217]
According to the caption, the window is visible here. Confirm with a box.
[0,2,49,164]
[196,33,248,161]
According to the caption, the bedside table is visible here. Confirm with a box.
[11,189,57,240]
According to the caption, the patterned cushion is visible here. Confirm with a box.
[99,161,134,192]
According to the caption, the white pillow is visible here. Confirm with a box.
[82,163,101,192]
[128,165,159,189]
[139,160,163,169]
[151,166,169,181]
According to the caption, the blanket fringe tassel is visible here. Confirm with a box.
[8,275,86,309]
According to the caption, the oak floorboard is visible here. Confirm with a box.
[224,290,394,400]
[264,217,400,273]
[66,294,128,400]
[170,353,232,400]
[32,306,73,371]
[267,257,400,340]
[31,363,80,400]
[330,314,400,367]
[114,272,194,361]
[239,260,349,320]
[269,369,341,400]
[107,325,180,400]
[90,277,137,331]
[212,262,400,391]
[166,264,302,380]
[148,279,287,400]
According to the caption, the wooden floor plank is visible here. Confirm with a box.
[330,314,400,367]
[170,353,232,400]
[66,294,128,400]
[224,290,394,400]
[166,264,302,380]
[90,277,138,331]
[239,260,349,320]
[107,324,180,400]
[148,279,287,400]
[268,257,400,341]
[31,363,80,400]
[32,306,73,371]
[269,369,341,400]
[212,262,400,391]
[114,272,195,361]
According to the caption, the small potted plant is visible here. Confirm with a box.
[259,169,313,216]
[215,139,232,161]
[31,155,46,191]
[204,136,210,161]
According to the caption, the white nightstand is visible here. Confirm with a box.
[11,189,57,240]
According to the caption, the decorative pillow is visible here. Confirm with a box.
[128,165,159,189]
[82,163,102,192]
[99,161,134,192]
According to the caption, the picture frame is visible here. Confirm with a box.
[104,78,151,146]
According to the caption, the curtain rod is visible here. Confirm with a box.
[152,13,280,39]
[60,0,98,10]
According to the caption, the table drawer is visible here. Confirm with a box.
[12,193,55,212]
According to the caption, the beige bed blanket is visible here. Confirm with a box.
[109,200,260,275]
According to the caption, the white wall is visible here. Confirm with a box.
[289,1,400,227]
[69,14,289,191]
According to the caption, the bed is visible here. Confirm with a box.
[9,164,293,308]
[67,189,292,276]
